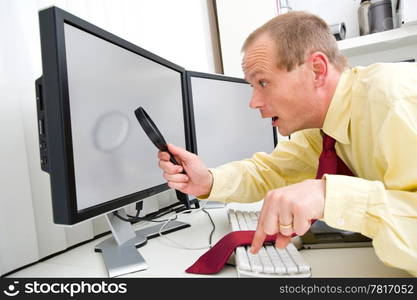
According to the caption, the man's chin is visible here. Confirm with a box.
[275,126,291,137]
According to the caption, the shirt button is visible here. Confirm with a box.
[337,218,345,226]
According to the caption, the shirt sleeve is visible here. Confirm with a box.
[199,129,322,203]
[323,104,417,277]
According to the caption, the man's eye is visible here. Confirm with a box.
[259,80,267,87]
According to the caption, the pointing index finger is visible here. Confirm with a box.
[250,227,267,254]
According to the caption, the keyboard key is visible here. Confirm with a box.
[287,243,311,273]
[247,212,258,229]
[275,247,298,274]
[247,250,263,273]
[265,245,287,274]
[235,246,251,271]
[257,247,275,274]
[236,211,249,230]
[228,210,239,231]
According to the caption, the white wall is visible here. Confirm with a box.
[216,0,277,78]
[0,0,216,276]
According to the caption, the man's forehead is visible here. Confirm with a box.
[243,69,266,82]
[242,44,274,80]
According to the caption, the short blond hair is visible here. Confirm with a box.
[242,11,347,72]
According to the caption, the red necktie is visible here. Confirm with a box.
[316,133,354,179]
[186,133,354,275]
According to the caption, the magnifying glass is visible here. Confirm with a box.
[134,106,181,167]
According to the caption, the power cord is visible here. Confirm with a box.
[157,200,217,250]
[202,208,215,247]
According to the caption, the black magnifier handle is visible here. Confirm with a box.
[134,106,184,173]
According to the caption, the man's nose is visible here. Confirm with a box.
[249,90,263,109]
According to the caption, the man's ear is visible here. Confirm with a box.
[309,52,329,87]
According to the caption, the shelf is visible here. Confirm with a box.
[337,24,417,57]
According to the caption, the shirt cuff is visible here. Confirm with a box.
[323,174,381,236]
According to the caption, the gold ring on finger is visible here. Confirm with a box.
[279,223,293,229]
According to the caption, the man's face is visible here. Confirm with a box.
[242,35,317,136]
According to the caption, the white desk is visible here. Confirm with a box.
[7,202,412,278]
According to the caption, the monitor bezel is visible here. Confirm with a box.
[185,70,278,155]
[38,6,192,225]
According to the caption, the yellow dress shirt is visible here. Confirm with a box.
[202,63,417,276]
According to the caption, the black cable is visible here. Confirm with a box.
[139,202,185,220]
[145,202,185,217]
[134,201,143,218]
[114,201,186,224]
[128,209,173,221]
[113,209,178,223]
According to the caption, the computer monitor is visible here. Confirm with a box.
[36,6,193,277]
[185,71,277,206]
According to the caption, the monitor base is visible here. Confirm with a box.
[95,209,190,277]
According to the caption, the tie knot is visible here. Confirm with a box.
[322,133,336,151]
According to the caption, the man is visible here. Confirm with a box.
[158,11,417,276]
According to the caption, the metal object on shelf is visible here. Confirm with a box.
[277,0,292,14]
[358,0,372,35]
[369,0,394,33]
[329,22,346,40]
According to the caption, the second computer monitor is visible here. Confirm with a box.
[186,71,276,169]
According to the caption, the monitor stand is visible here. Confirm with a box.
[95,209,190,277]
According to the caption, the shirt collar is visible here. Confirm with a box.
[322,68,355,145]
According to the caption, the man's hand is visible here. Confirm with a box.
[250,179,326,253]
[158,144,213,197]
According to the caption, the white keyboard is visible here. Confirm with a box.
[227,209,311,278]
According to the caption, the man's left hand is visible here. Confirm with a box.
[250,179,326,253]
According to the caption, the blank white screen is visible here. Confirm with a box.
[190,76,274,168]
[64,24,186,211]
